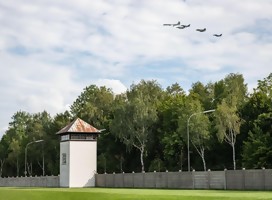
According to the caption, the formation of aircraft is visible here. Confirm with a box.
[163,21,222,37]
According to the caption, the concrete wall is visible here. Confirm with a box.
[0,176,59,187]
[60,141,69,187]
[69,141,97,187]
[1,169,271,190]
[96,169,272,190]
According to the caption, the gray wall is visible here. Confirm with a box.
[0,176,59,187]
[96,169,272,190]
[1,169,271,190]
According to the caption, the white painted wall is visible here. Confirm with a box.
[60,142,69,187]
[69,141,97,187]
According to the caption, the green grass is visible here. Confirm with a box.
[0,187,272,200]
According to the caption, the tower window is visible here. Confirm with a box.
[70,134,97,140]
[62,153,67,165]
[61,135,69,141]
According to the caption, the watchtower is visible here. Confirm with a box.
[57,118,99,187]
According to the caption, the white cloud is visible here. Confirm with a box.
[95,79,127,94]
[0,0,272,138]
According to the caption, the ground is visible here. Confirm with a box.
[0,188,272,200]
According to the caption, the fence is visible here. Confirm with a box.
[95,169,272,190]
[0,176,59,187]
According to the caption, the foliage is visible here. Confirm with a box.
[0,73,271,175]
[242,73,272,168]
[242,126,272,169]
[215,98,242,170]
[70,85,114,129]
[159,83,186,171]
[148,157,166,172]
[110,80,162,172]
[178,98,213,171]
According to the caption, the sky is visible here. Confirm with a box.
[0,0,272,138]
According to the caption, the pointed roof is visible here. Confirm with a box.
[56,118,99,134]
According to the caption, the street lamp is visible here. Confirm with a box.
[187,109,215,172]
[24,139,44,177]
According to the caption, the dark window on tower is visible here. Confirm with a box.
[62,153,67,165]
[70,134,97,140]
[61,134,69,141]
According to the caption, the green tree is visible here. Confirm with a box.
[242,73,272,168]
[0,142,6,177]
[70,85,124,173]
[215,98,242,170]
[110,80,162,172]
[70,85,114,129]
[189,81,214,110]
[148,158,166,172]
[4,111,31,176]
[159,83,186,170]
[178,99,212,171]
[25,111,53,176]
[242,125,272,169]
[48,111,72,175]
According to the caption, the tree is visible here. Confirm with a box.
[110,80,162,172]
[242,125,272,169]
[159,84,186,170]
[178,99,212,171]
[70,85,114,129]
[215,98,242,170]
[0,143,6,177]
[48,111,72,175]
[4,111,31,176]
[148,158,165,172]
[70,85,125,173]
[25,111,52,176]
[242,73,272,168]
[189,81,214,110]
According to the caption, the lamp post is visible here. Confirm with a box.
[24,139,44,177]
[187,109,215,172]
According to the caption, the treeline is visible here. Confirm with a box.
[0,73,271,177]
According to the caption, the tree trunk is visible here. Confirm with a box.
[16,157,19,177]
[140,147,145,172]
[0,159,4,177]
[192,142,206,171]
[180,149,183,171]
[201,149,207,171]
[232,143,236,170]
[230,129,236,170]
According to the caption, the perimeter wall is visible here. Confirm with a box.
[0,176,59,187]
[1,169,272,189]
[95,169,272,190]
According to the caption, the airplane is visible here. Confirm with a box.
[182,24,190,28]
[213,34,222,37]
[176,26,186,29]
[172,21,181,26]
[196,28,206,32]
[176,24,190,29]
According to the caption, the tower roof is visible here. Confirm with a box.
[56,118,99,134]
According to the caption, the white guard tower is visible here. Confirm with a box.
[57,118,99,187]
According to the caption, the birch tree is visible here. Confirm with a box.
[215,98,242,170]
[110,80,162,172]
[179,100,212,171]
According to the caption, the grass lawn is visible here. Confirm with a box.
[0,187,272,200]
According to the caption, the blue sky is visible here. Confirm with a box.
[0,0,272,138]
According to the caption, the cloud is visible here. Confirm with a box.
[95,79,127,94]
[0,0,272,138]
